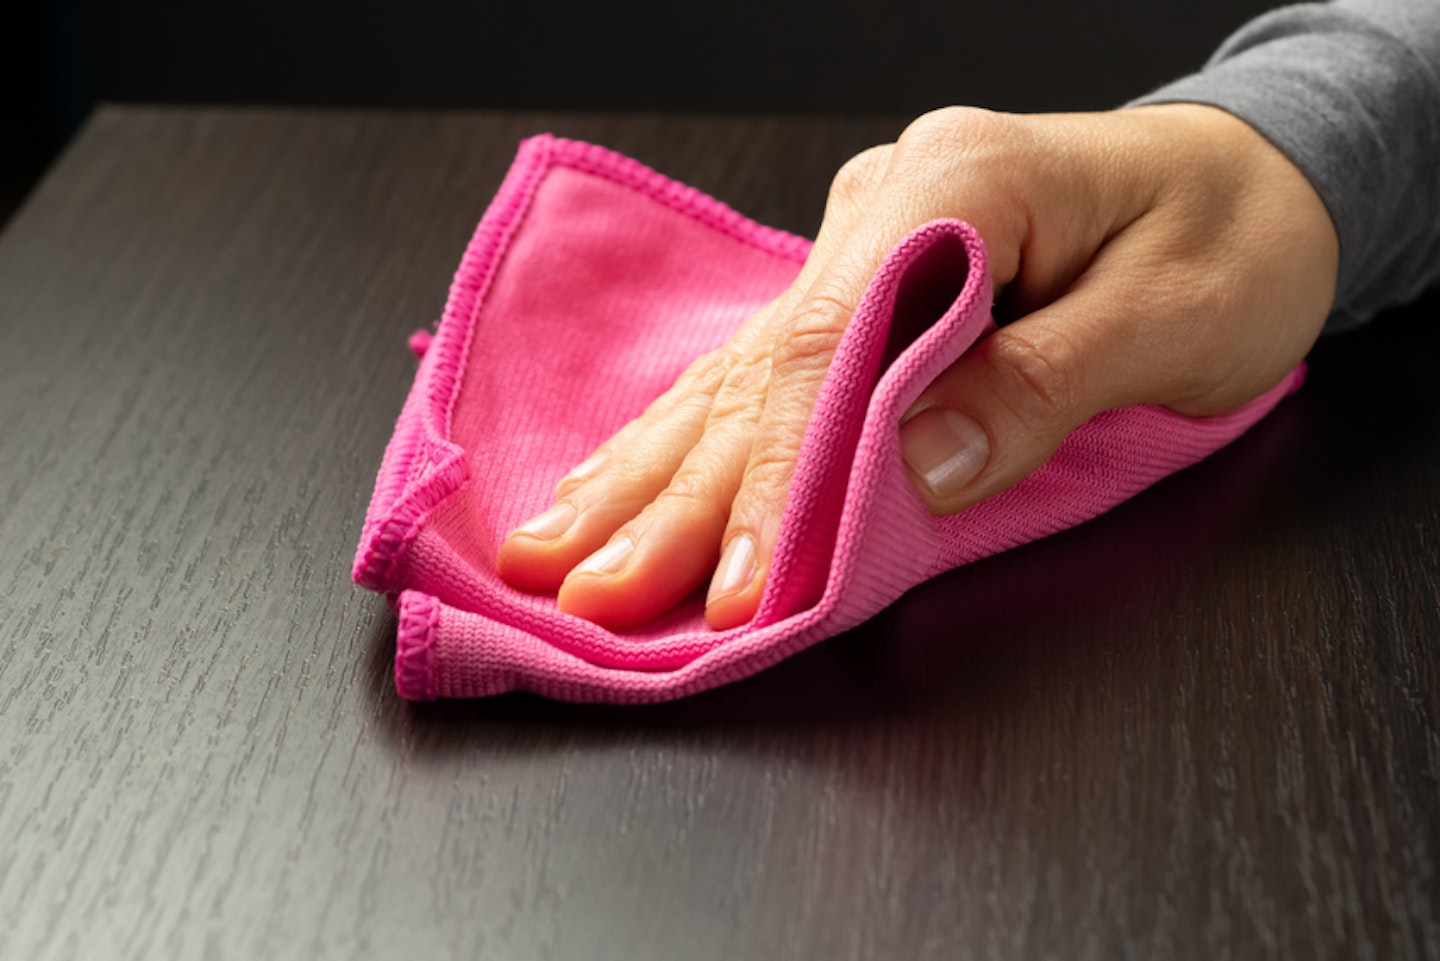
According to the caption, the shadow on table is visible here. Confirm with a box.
[362,291,1440,756]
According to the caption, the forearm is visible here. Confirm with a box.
[1129,0,1440,332]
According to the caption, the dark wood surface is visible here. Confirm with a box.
[1,106,1437,960]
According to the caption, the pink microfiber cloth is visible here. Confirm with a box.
[353,135,1302,703]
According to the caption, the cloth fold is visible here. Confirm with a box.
[353,135,1302,703]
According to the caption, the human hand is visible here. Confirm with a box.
[496,104,1338,631]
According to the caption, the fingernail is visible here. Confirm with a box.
[562,452,607,485]
[708,533,756,604]
[513,502,578,540]
[900,408,990,497]
[576,536,634,576]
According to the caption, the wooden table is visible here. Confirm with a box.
[2,107,1437,960]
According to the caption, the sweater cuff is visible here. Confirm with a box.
[1128,4,1440,333]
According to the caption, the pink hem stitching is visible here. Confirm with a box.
[395,590,440,700]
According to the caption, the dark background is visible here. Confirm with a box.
[3,0,1285,229]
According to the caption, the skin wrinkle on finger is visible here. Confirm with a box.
[984,323,1089,430]
[556,451,608,489]
[703,352,773,416]
[769,292,855,374]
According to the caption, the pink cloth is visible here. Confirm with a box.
[353,135,1303,703]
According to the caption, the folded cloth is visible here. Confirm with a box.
[353,135,1303,704]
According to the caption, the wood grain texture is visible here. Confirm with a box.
[0,106,1437,961]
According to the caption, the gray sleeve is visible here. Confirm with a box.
[1128,0,1440,333]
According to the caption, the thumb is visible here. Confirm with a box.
[898,296,1131,516]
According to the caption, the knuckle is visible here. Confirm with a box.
[656,474,727,519]
[589,457,668,498]
[715,350,771,401]
[828,145,892,207]
[897,106,1008,160]
[897,107,959,148]
[771,296,850,374]
[890,109,1037,199]
[987,326,1084,425]
[673,347,731,394]
[737,444,800,508]
[657,454,742,523]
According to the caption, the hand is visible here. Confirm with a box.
[496,104,1339,630]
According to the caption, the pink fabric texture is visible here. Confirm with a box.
[353,135,1303,704]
